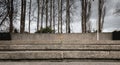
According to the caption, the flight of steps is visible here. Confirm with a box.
[0,40,120,61]
[0,33,120,62]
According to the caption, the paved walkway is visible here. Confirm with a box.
[0,62,120,65]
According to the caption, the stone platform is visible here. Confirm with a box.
[0,33,120,62]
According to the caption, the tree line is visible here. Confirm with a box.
[0,0,106,33]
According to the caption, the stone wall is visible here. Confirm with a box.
[11,33,112,41]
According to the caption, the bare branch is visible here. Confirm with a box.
[0,12,8,26]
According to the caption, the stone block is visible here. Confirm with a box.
[0,51,62,59]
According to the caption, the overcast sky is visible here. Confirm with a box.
[72,0,120,33]
[103,0,120,32]
[13,0,120,33]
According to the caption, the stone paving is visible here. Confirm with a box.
[0,62,120,65]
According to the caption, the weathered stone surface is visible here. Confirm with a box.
[0,51,120,59]
[0,51,62,59]
[0,40,120,45]
[11,33,112,41]
[0,45,120,50]
[63,51,120,59]
[0,45,61,50]
[61,45,120,50]
[0,33,120,60]
[0,62,120,65]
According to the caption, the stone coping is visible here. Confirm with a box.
[0,40,120,45]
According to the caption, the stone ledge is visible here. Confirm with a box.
[0,51,62,59]
[11,33,112,41]
[0,40,120,45]
[0,45,120,51]
[63,51,120,59]
[0,51,120,59]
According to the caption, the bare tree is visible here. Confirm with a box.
[81,0,86,33]
[0,0,14,32]
[114,2,120,16]
[58,0,60,33]
[0,0,8,27]
[8,0,14,33]
[52,0,55,33]
[28,0,31,33]
[86,0,92,32]
[81,0,92,33]
[98,0,106,32]
[50,0,52,29]
[37,0,40,31]
[60,0,63,33]
[66,0,70,33]
[0,0,17,32]
[20,0,26,33]
[41,0,45,29]
[58,0,63,33]
[45,0,48,28]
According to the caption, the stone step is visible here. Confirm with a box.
[0,40,120,51]
[0,51,120,60]
[0,40,120,60]
[0,45,120,51]
[0,40,120,45]
[0,62,120,65]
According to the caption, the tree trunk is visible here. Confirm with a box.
[28,0,31,33]
[37,0,40,31]
[58,0,60,33]
[45,0,48,28]
[81,0,91,33]
[50,0,52,29]
[98,0,101,33]
[20,0,26,33]
[41,0,44,29]
[83,0,87,33]
[86,0,92,32]
[66,0,70,33]
[98,0,105,33]
[84,0,87,33]
[60,0,63,33]
[8,0,14,33]
[20,0,24,33]
[52,0,55,33]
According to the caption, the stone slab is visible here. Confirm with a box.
[0,62,120,65]
[63,51,120,59]
[11,33,112,41]
[0,45,120,51]
[0,51,120,59]
[0,51,62,59]
[0,40,120,45]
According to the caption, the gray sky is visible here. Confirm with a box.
[13,0,120,33]
[72,0,120,33]
[103,0,120,32]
